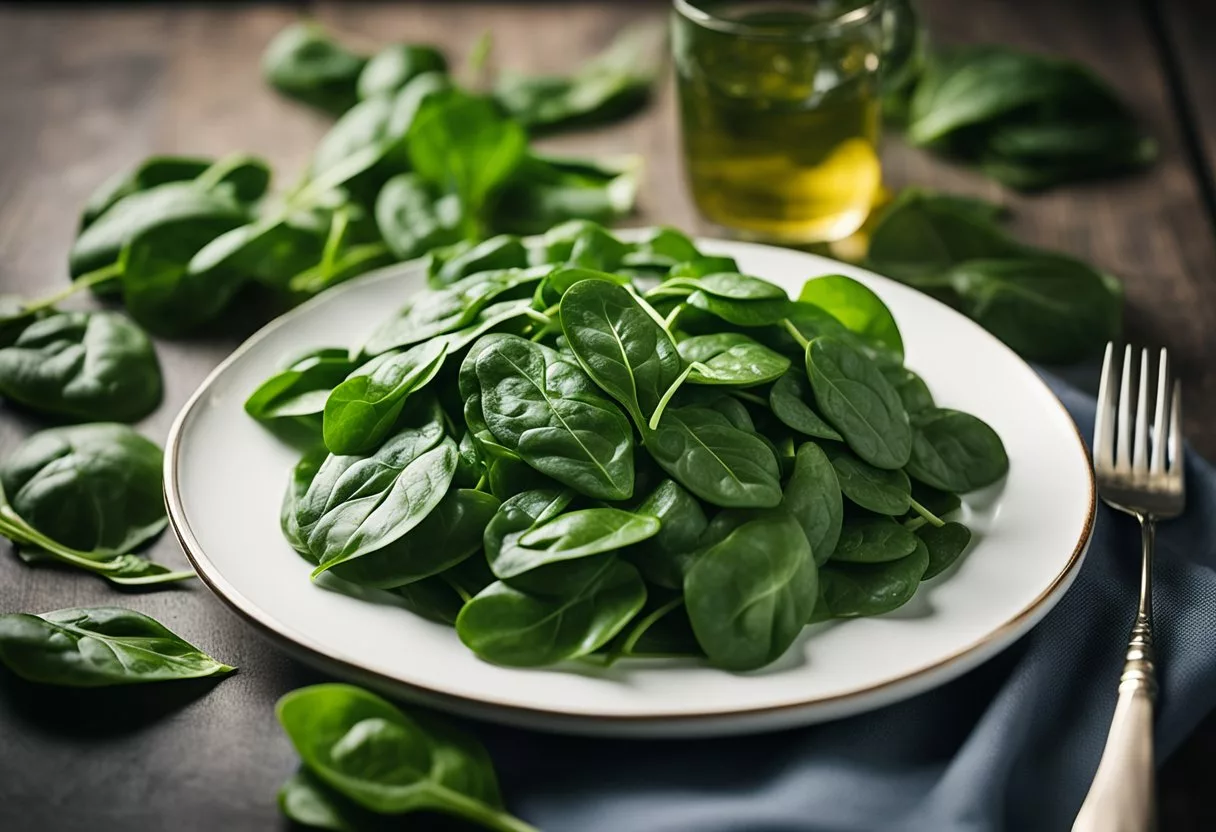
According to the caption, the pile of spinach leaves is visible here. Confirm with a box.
[884,2,1156,190]
[257,222,1006,672]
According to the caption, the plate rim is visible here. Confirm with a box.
[164,236,1097,727]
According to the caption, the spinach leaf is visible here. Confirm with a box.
[781,443,843,566]
[684,510,817,671]
[483,488,574,567]
[669,256,739,280]
[426,235,528,290]
[490,507,659,586]
[474,335,635,500]
[362,267,547,356]
[70,159,260,280]
[806,336,911,469]
[0,424,166,557]
[567,224,630,272]
[623,226,702,272]
[456,557,646,666]
[881,366,935,416]
[558,279,683,430]
[81,155,213,230]
[407,90,528,237]
[768,369,842,441]
[276,683,533,829]
[919,521,972,580]
[357,44,447,100]
[279,768,389,832]
[117,220,252,336]
[828,448,911,516]
[832,516,918,563]
[0,311,162,422]
[491,154,640,237]
[906,408,1009,492]
[611,597,703,660]
[623,479,708,590]
[865,189,1023,283]
[533,267,631,312]
[374,173,463,260]
[817,541,929,617]
[283,447,329,558]
[323,340,448,455]
[798,274,904,360]
[907,481,962,521]
[295,419,459,575]
[906,46,1155,190]
[308,71,451,202]
[392,576,468,627]
[329,489,499,589]
[647,405,782,509]
[494,21,663,133]
[247,348,356,434]
[262,22,368,115]
[0,607,232,687]
[946,256,1121,363]
[678,333,790,386]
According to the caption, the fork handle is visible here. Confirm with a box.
[1072,613,1157,832]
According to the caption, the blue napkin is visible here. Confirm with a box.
[469,375,1216,832]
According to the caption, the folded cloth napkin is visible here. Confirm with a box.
[468,374,1216,832]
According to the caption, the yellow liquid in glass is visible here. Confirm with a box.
[675,3,883,243]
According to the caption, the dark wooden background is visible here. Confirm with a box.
[1,1,1214,829]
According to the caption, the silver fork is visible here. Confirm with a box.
[1073,344,1185,832]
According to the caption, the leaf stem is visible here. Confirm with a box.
[663,303,684,331]
[648,364,695,431]
[781,318,811,351]
[908,497,945,528]
[434,787,540,832]
[619,597,683,656]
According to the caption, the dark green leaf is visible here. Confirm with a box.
[622,479,708,589]
[323,340,448,455]
[246,348,356,433]
[768,370,842,441]
[374,173,463,260]
[678,333,790,386]
[919,521,972,580]
[81,156,213,231]
[828,448,911,516]
[806,336,911,469]
[685,510,817,671]
[426,235,529,290]
[906,407,1009,492]
[456,558,646,666]
[494,21,663,133]
[881,366,935,416]
[646,405,782,509]
[0,424,166,557]
[474,335,635,500]
[275,683,519,825]
[329,489,500,589]
[817,541,929,617]
[490,507,659,583]
[490,154,640,237]
[357,44,447,100]
[832,515,918,563]
[262,22,368,115]
[946,256,1121,363]
[798,274,903,360]
[0,311,161,422]
[781,443,843,566]
[559,279,683,430]
[0,607,232,686]
[295,420,458,574]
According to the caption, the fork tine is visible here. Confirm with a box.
[1133,348,1150,473]
[1169,380,1184,477]
[1094,343,1116,470]
[1116,345,1133,472]
[1151,349,1169,474]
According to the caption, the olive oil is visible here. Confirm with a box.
[673,2,884,243]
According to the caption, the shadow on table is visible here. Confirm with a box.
[0,665,228,739]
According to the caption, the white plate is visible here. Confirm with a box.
[165,237,1094,737]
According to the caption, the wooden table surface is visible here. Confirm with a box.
[1,1,1214,829]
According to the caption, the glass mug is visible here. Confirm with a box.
[672,0,885,245]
